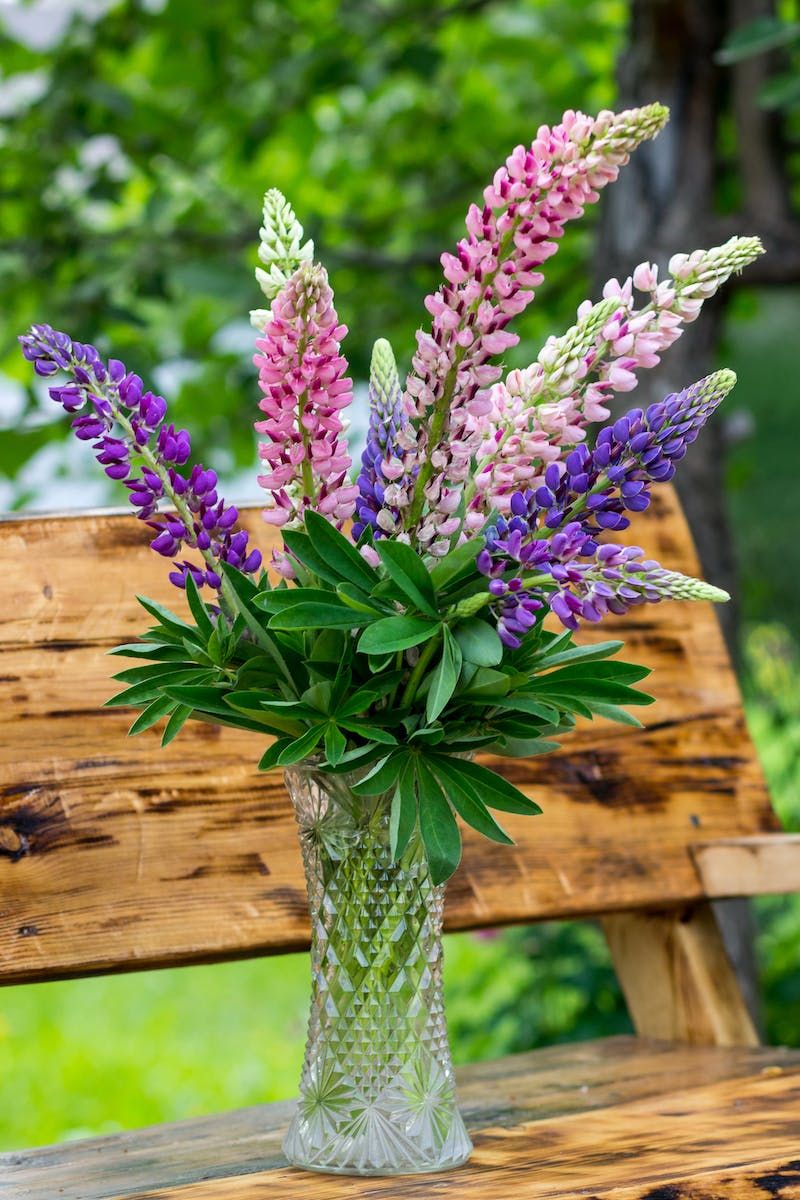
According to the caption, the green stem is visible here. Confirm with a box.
[399,631,443,710]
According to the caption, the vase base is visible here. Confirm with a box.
[282,1106,473,1177]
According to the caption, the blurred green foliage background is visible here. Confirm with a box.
[0,0,798,1151]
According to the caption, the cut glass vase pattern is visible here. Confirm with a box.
[282,763,472,1176]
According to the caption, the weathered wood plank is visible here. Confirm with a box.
[578,1158,800,1199]
[0,489,778,983]
[603,904,759,1046]
[691,834,800,897]
[2,1037,798,1200]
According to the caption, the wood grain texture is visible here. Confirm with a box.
[0,488,779,983]
[3,1037,799,1200]
[603,904,759,1046]
[691,835,800,897]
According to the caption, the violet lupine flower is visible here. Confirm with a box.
[254,262,359,534]
[522,370,737,538]
[19,324,262,591]
[476,370,736,643]
[469,236,763,523]
[546,543,730,630]
[353,338,408,540]
[385,103,668,552]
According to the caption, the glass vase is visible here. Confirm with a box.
[282,762,472,1176]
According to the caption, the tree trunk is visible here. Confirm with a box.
[593,0,787,1032]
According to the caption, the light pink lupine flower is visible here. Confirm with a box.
[468,235,764,520]
[387,103,669,553]
[254,262,359,541]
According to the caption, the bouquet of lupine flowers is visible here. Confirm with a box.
[21,103,763,883]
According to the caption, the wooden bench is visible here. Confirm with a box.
[1,487,799,1199]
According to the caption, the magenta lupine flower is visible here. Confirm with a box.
[254,262,359,536]
[19,324,262,591]
[469,236,763,521]
[386,103,668,552]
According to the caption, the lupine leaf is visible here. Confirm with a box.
[390,761,417,860]
[269,603,372,630]
[454,618,503,666]
[303,510,378,592]
[338,672,404,718]
[128,695,175,735]
[434,755,542,815]
[255,587,338,612]
[276,725,325,766]
[109,642,189,661]
[258,738,293,771]
[351,752,404,795]
[377,540,438,616]
[358,616,439,655]
[430,538,481,591]
[426,627,462,722]
[585,701,645,728]
[416,762,461,884]
[161,704,192,747]
[324,722,347,765]
[184,572,216,639]
[430,758,513,844]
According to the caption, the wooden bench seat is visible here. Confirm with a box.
[1,486,799,1196]
[3,1038,799,1198]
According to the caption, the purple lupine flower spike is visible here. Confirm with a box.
[19,324,262,592]
[477,370,736,641]
[353,338,408,540]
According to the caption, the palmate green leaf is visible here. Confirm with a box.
[269,603,373,630]
[220,560,262,605]
[336,583,386,616]
[433,755,542,816]
[112,660,195,685]
[531,678,654,706]
[532,639,624,670]
[539,660,651,684]
[339,720,398,745]
[184,573,215,639]
[161,704,192,747]
[489,736,562,758]
[376,540,438,616]
[303,510,378,592]
[585,700,645,728]
[258,738,293,771]
[280,529,342,587]
[429,757,513,845]
[324,721,347,765]
[135,595,200,642]
[489,695,560,722]
[351,751,405,795]
[358,616,440,655]
[454,618,503,666]
[276,724,325,766]
[109,642,190,661]
[338,672,404,718]
[255,587,336,613]
[390,761,417,860]
[105,668,212,708]
[128,695,176,735]
[416,762,461,884]
[430,537,480,592]
[459,667,511,699]
[426,627,462,722]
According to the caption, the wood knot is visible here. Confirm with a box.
[0,827,30,862]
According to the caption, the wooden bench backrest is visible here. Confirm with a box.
[0,488,778,987]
